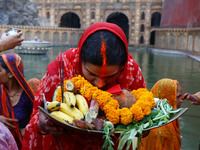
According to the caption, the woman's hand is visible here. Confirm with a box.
[37,109,73,135]
[0,115,18,129]
[0,32,24,51]
[181,93,200,105]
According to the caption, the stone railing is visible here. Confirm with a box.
[0,25,84,45]
[152,27,200,56]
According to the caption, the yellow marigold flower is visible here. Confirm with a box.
[143,107,151,116]
[131,88,149,100]
[107,99,119,109]
[79,83,92,98]
[74,80,83,90]
[103,99,119,113]
[120,108,133,125]
[56,87,62,103]
[139,95,155,109]
[97,95,110,110]
[84,86,98,100]
[130,105,144,122]
[71,75,81,83]
[103,105,115,114]
[106,108,120,124]
[92,89,102,99]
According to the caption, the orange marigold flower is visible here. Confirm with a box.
[71,75,81,83]
[56,86,62,103]
[103,105,115,114]
[97,95,110,110]
[131,88,149,100]
[130,105,144,122]
[120,108,133,125]
[143,107,151,116]
[103,99,119,113]
[106,108,120,124]
[84,86,98,100]
[92,89,102,99]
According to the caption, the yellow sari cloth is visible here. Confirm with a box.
[139,78,181,150]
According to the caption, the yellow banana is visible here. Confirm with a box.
[64,92,76,108]
[47,101,61,112]
[75,94,89,116]
[60,103,84,120]
[50,111,73,125]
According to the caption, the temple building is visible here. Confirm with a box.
[30,0,164,46]
[155,0,200,55]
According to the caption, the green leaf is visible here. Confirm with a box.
[126,139,132,150]
[102,121,114,150]
[128,128,137,140]
[150,108,159,118]
[118,132,130,150]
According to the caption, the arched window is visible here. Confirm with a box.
[141,12,145,20]
[106,12,129,42]
[140,36,144,44]
[60,12,80,28]
[151,12,161,27]
[91,12,95,19]
[46,12,50,19]
[140,24,145,32]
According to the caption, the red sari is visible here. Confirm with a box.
[22,22,146,150]
[139,78,181,150]
[0,53,35,149]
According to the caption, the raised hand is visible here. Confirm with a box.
[181,93,200,105]
[0,32,24,52]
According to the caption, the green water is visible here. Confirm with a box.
[3,46,200,150]
[130,49,200,150]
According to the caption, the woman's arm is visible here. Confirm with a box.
[181,92,200,105]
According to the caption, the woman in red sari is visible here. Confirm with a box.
[139,78,183,150]
[22,22,146,150]
[0,53,35,149]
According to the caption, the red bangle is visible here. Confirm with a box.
[37,128,48,135]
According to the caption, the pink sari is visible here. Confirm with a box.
[22,22,145,150]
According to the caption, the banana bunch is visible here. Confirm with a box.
[47,82,89,126]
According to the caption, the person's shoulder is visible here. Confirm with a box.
[127,54,139,67]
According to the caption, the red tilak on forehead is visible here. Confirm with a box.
[98,40,107,88]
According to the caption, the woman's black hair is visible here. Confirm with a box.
[81,30,127,66]
[0,56,10,73]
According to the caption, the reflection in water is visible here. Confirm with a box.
[129,49,200,150]
[1,47,199,150]
[20,47,68,80]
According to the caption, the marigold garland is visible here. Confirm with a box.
[57,75,155,125]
